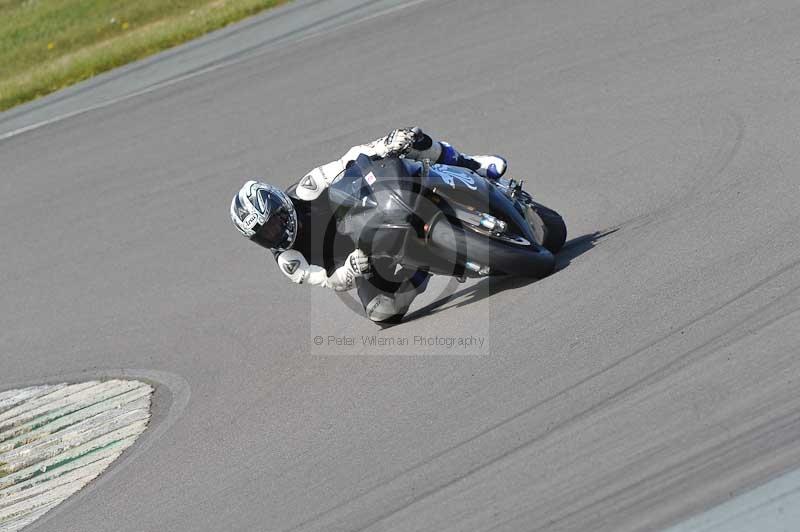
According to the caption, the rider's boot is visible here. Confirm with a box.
[407,131,507,180]
[442,144,508,180]
[361,269,430,324]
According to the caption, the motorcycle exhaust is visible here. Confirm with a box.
[479,213,507,235]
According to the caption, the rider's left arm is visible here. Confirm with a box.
[293,129,417,201]
[276,249,369,291]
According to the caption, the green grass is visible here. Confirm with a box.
[0,0,288,111]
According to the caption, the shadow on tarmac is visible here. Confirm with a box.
[401,229,619,325]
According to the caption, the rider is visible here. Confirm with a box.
[230,127,507,323]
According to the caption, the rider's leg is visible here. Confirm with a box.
[356,262,430,324]
[407,130,507,180]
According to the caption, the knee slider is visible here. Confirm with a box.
[365,294,405,323]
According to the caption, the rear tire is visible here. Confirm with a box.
[530,202,567,254]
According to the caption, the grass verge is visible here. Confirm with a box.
[0,0,288,111]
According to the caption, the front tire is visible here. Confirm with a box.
[529,202,567,253]
[427,216,556,278]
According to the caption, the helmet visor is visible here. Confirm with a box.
[249,190,297,251]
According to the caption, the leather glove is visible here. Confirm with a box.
[347,249,371,276]
[377,128,418,157]
[326,249,371,291]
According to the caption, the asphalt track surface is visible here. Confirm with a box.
[2,0,800,531]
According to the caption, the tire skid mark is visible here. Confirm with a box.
[513,400,800,532]
[357,265,800,532]
[622,108,745,234]
[290,258,800,532]
[524,310,800,532]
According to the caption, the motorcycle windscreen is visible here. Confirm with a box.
[328,154,420,255]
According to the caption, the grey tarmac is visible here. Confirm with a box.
[2,0,800,531]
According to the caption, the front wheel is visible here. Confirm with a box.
[426,216,556,278]
[528,202,567,254]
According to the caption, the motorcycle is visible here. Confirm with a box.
[326,154,566,281]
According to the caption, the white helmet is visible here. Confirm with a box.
[230,180,298,251]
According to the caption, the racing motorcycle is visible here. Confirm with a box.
[327,154,566,281]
